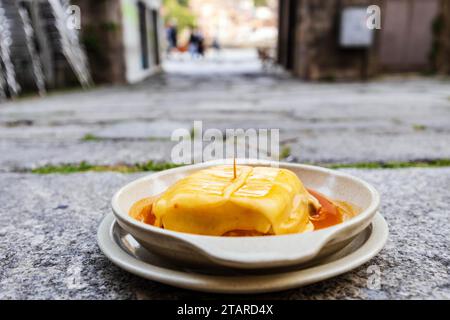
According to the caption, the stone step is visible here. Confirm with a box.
[0,168,447,299]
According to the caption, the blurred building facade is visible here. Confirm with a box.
[2,0,449,100]
[74,0,163,84]
[437,0,450,74]
[0,0,162,100]
[278,0,450,80]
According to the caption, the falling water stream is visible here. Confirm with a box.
[0,0,20,99]
[18,5,46,96]
[0,0,92,100]
[49,0,92,88]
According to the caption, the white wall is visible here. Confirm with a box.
[121,0,162,83]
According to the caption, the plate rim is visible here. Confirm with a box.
[97,212,388,294]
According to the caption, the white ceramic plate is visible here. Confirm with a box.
[111,160,380,269]
[97,212,388,294]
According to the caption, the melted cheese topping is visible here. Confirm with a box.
[152,165,319,236]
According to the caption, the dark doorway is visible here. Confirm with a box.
[277,0,299,70]
[138,1,149,69]
[150,9,160,66]
[286,0,298,70]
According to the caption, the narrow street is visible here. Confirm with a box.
[0,50,449,299]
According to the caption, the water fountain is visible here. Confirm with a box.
[0,0,92,100]
[0,0,21,99]
[18,4,46,96]
[48,0,92,88]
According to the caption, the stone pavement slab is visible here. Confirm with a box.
[0,168,448,299]
[1,54,450,170]
[0,140,171,172]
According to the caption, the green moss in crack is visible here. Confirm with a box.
[32,161,95,174]
[412,124,427,131]
[31,161,182,174]
[325,159,450,169]
[280,145,291,159]
[81,133,101,141]
[29,159,450,174]
[134,161,181,172]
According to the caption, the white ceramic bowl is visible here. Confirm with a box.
[111,159,380,269]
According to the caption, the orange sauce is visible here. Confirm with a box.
[129,196,157,225]
[306,189,343,230]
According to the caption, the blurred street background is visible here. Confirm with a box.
[1,49,450,170]
[1,0,449,170]
[0,0,449,299]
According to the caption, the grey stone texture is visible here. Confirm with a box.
[0,169,448,299]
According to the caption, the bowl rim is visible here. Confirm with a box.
[111,159,380,241]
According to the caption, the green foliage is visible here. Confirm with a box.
[177,0,189,6]
[163,0,196,31]
[254,0,268,7]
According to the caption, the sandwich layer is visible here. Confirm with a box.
[152,165,319,236]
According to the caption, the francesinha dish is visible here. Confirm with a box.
[129,165,358,236]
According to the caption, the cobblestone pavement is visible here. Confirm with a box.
[0,49,449,299]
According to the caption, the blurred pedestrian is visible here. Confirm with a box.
[188,27,204,59]
[211,36,221,59]
[166,20,178,55]
[198,33,205,57]
[212,37,221,51]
